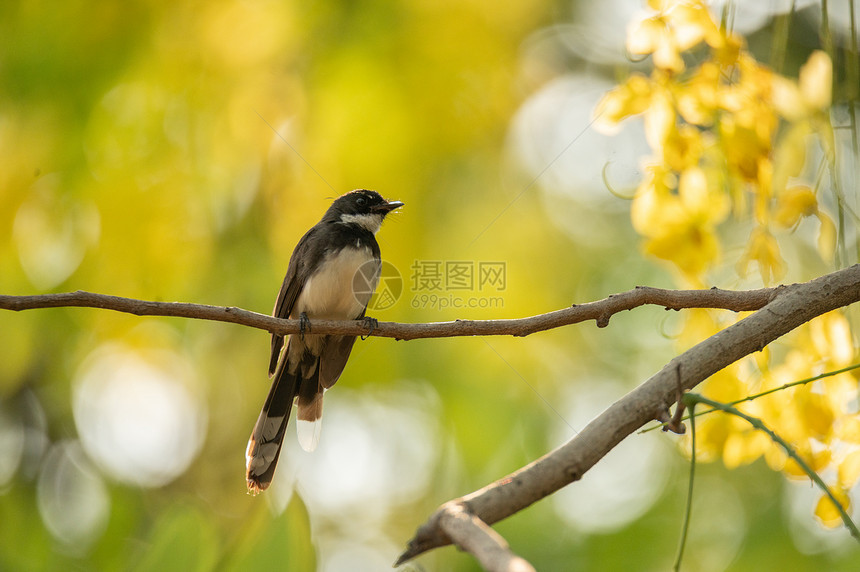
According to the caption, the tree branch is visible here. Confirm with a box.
[395,264,860,564]
[4,268,858,570]
[423,502,536,572]
[0,284,776,340]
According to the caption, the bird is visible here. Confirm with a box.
[245,189,403,494]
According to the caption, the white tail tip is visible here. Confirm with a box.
[297,419,322,452]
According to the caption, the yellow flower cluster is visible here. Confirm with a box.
[595,0,836,286]
[595,0,856,528]
[689,311,859,526]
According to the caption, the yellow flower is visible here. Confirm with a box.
[814,488,850,528]
[736,227,785,284]
[719,118,772,184]
[817,212,837,261]
[800,51,833,110]
[663,124,704,171]
[771,184,836,262]
[780,445,831,479]
[716,56,781,187]
[632,166,728,279]
[627,0,722,73]
[691,365,748,461]
[674,61,721,126]
[794,386,835,440]
[644,87,676,151]
[838,449,860,488]
[593,74,653,131]
[722,430,770,469]
[809,311,855,368]
[772,51,832,120]
[772,51,836,176]
[628,17,686,73]
[630,165,676,230]
[608,0,858,529]
[676,308,721,345]
[837,415,860,444]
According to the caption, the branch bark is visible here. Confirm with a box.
[395,265,860,565]
[0,284,775,340]
[435,502,536,572]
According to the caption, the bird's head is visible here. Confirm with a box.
[324,189,404,233]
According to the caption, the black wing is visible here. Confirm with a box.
[268,225,326,376]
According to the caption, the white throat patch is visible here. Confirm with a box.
[340,212,384,234]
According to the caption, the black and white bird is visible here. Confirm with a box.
[245,189,403,493]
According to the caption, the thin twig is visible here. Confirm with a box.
[683,393,860,542]
[674,397,696,572]
[642,362,860,433]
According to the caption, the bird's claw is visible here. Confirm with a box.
[361,316,378,341]
[299,312,310,341]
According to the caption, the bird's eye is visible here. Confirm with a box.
[356,197,366,207]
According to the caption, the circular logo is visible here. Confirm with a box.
[353,260,402,311]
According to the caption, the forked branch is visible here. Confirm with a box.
[395,265,860,566]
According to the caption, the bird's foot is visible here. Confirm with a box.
[299,312,311,341]
[361,316,378,340]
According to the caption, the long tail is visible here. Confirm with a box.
[245,357,300,494]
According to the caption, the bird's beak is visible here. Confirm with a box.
[374,200,404,214]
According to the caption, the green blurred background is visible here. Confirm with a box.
[1,1,859,570]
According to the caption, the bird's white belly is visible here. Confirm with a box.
[293,246,378,321]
